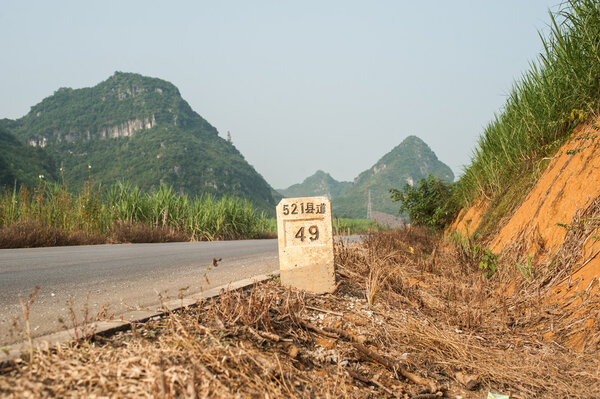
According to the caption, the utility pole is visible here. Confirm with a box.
[227,131,232,143]
[367,190,372,219]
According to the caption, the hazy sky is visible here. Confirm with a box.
[1,1,560,188]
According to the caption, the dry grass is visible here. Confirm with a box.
[491,193,600,353]
[0,221,106,248]
[109,222,189,244]
[0,221,191,248]
[1,228,599,398]
[0,222,275,249]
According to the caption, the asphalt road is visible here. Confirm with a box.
[0,239,279,346]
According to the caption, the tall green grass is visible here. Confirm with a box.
[0,181,271,245]
[0,182,112,234]
[333,218,385,235]
[106,182,269,240]
[456,0,600,206]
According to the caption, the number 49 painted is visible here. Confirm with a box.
[295,225,319,242]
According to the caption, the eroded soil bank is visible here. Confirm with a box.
[453,119,600,355]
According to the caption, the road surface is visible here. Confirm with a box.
[0,239,279,346]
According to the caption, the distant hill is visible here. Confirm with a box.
[278,170,351,199]
[280,136,454,219]
[3,72,277,212]
[0,127,57,188]
[334,136,454,218]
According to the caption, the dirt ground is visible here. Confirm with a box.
[1,228,599,398]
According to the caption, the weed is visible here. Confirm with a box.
[572,133,597,140]
[478,249,498,278]
[450,228,481,266]
[60,294,96,343]
[516,256,534,281]
[570,108,585,122]
[17,286,39,364]
[556,222,575,231]
[566,147,587,155]
[451,228,498,278]
[365,261,386,307]
[333,217,383,235]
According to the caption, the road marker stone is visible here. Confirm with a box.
[276,196,336,293]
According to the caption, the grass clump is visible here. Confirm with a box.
[0,181,272,248]
[456,0,600,212]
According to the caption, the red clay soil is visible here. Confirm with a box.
[449,200,489,234]
[451,118,600,351]
[553,234,600,301]
[489,121,600,304]
[490,121,600,257]
[490,122,600,326]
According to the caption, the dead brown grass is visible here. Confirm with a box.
[0,221,106,248]
[0,221,194,248]
[1,227,599,398]
[109,222,189,244]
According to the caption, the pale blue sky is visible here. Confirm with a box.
[1,1,560,188]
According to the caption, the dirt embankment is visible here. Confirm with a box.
[453,118,600,351]
[490,124,600,257]
[450,200,489,234]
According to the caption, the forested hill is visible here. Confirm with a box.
[333,136,454,218]
[3,72,277,212]
[278,170,351,199]
[278,136,454,218]
[0,127,57,188]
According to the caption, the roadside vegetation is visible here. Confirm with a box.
[333,217,385,235]
[0,180,273,248]
[0,179,388,248]
[452,0,600,234]
[390,174,459,230]
[387,1,600,237]
[2,228,598,397]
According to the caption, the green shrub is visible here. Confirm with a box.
[389,174,459,229]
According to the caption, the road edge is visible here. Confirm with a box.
[0,271,279,366]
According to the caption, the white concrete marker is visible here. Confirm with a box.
[276,196,336,294]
